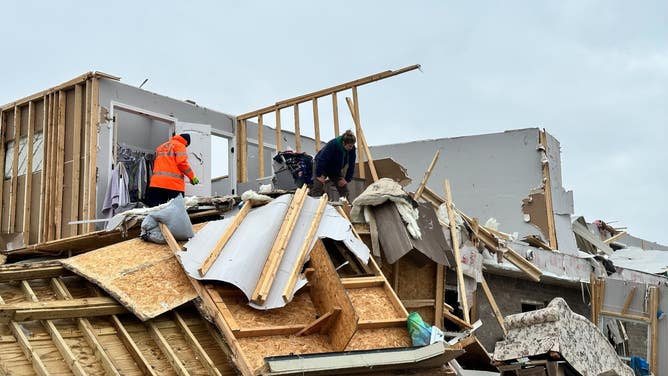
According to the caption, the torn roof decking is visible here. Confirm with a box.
[0,261,236,376]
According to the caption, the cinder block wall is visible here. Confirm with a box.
[475,272,590,351]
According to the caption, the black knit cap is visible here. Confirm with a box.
[179,133,191,146]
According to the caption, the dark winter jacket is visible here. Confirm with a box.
[314,136,356,182]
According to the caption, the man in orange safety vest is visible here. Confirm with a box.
[146,133,199,207]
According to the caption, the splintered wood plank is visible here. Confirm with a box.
[293,104,301,152]
[257,114,264,178]
[308,240,358,350]
[0,293,50,376]
[173,311,222,376]
[282,193,328,302]
[275,109,282,152]
[341,276,385,289]
[252,186,308,304]
[20,280,88,376]
[649,286,659,374]
[539,129,558,249]
[199,201,251,276]
[435,264,445,329]
[445,179,470,324]
[50,277,120,375]
[147,321,190,376]
[414,150,439,201]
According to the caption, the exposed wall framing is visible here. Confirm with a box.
[0,72,115,248]
[235,65,420,183]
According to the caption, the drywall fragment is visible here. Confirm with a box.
[521,188,550,241]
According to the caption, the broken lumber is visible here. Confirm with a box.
[0,297,126,322]
[199,200,252,276]
[252,185,309,304]
[282,193,329,302]
[444,179,470,324]
[296,307,341,336]
[414,150,440,201]
[480,276,507,336]
[502,247,542,282]
[345,96,378,182]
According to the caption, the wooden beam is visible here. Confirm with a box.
[357,318,407,330]
[0,110,6,233]
[91,286,158,376]
[480,276,507,336]
[502,247,542,282]
[435,264,445,329]
[649,286,659,374]
[599,309,650,323]
[332,93,340,136]
[80,81,91,234]
[87,77,99,232]
[282,193,328,302]
[9,105,21,233]
[539,130,558,249]
[0,296,125,322]
[351,87,364,181]
[275,109,282,152]
[174,311,222,376]
[0,293,50,376]
[444,179,470,324]
[54,91,66,239]
[345,97,377,181]
[21,280,88,376]
[296,307,341,336]
[198,201,252,276]
[234,325,303,338]
[403,299,435,308]
[70,84,83,236]
[22,101,35,246]
[341,276,385,289]
[147,321,190,376]
[414,150,440,201]
[313,98,320,152]
[293,104,301,152]
[257,114,264,178]
[252,186,308,304]
[0,262,67,282]
[443,309,473,330]
[603,231,628,244]
[205,285,241,332]
[51,278,120,375]
[237,65,421,120]
[621,286,636,315]
[236,119,247,183]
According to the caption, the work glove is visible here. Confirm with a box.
[190,176,199,185]
[337,177,347,187]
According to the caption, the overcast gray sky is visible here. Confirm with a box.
[1,1,666,244]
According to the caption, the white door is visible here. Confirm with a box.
[176,122,211,197]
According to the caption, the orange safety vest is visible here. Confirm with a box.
[149,135,195,192]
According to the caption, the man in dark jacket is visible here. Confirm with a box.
[311,130,356,199]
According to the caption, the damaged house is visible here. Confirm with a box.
[0,66,664,375]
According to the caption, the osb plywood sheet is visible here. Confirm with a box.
[347,287,403,320]
[61,237,197,321]
[413,306,436,328]
[397,259,436,299]
[238,334,333,373]
[309,241,358,350]
[346,328,411,351]
[226,292,317,327]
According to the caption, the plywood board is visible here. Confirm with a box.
[308,240,358,350]
[60,237,197,321]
